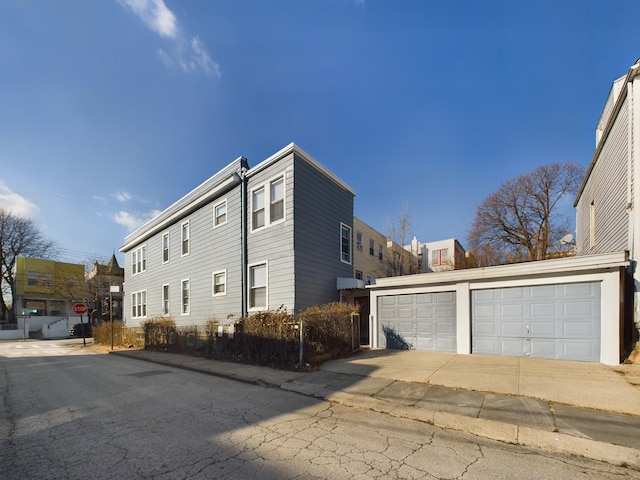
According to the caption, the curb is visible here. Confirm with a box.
[296,387,640,469]
[111,350,640,469]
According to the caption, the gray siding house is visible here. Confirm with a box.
[574,59,640,334]
[120,143,355,327]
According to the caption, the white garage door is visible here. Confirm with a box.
[472,282,601,362]
[377,292,456,351]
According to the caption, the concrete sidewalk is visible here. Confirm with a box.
[109,348,640,469]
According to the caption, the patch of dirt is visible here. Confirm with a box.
[71,342,142,354]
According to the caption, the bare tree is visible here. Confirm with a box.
[0,209,57,322]
[468,163,584,266]
[383,203,418,276]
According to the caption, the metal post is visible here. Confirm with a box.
[81,314,86,347]
[299,320,304,368]
[110,290,114,350]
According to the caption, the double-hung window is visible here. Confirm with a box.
[132,246,146,275]
[181,279,190,315]
[340,223,352,264]
[356,232,363,251]
[252,187,265,229]
[251,175,285,230]
[181,221,190,256]
[270,177,284,222]
[214,200,227,227]
[249,263,267,309]
[161,284,170,315]
[131,291,147,318]
[212,270,226,296]
[369,239,375,256]
[162,233,170,263]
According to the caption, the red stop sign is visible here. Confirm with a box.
[72,303,88,315]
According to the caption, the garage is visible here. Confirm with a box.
[368,252,627,365]
[377,292,456,351]
[472,282,601,362]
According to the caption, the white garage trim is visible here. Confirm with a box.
[368,252,628,365]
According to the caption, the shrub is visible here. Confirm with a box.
[237,309,298,366]
[93,322,144,348]
[298,302,359,363]
[139,302,361,368]
[142,316,176,351]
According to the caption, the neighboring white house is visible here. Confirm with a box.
[405,237,467,272]
[574,58,640,343]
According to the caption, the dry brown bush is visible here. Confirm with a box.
[142,316,177,351]
[142,303,360,368]
[93,322,144,348]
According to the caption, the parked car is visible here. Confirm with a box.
[69,323,93,338]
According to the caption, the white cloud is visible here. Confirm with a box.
[0,182,39,218]
[186,37,220,77]
[113,191,133,202]
[112,209,161,231]
[119,0,177,38]
[119,0,220,77]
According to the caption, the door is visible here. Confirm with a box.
[377,292,456,351]
[472,282,601,361]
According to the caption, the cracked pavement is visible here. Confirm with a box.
[1,340,638,479]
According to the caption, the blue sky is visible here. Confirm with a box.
[1,0,639,266]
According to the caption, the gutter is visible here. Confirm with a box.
[119,174,241,252]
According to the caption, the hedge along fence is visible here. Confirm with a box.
[93,322,144,348]
[142,302,360,369]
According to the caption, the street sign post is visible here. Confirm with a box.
[72,303,88,346]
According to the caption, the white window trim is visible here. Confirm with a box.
[161,284,170,315]
[212,270,227,297]
[181,278,190,315]
[162,232,170,264]
[131,245,147,275]
[340,223,352,265]
[250,173,286,231]
[248,261,268,311]
[213,198,228,228]
[131,290,147,319]
[181,221,190,257]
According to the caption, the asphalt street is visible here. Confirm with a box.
[1,339,638,479]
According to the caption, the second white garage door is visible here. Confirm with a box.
[472,282,601,362]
